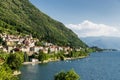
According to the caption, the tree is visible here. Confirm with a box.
[6,52,24,70]
[0,51,9,60]
[48,47,51,53]
[0,37,3,44]
[56,51,65,60]
[0,64,18,80]
[38,51,48,62]
[65,69,80,80]
[54,71,66,80]
[60,55,64,61]
[0,53,20,80]
[35,41,43,46]
[54,69,80,80]
[24,52,29,62]
[67,50,75,58]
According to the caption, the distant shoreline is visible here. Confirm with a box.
[23,56,87,65]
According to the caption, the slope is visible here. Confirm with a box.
[81,37,120,49]
[0,0,87,48]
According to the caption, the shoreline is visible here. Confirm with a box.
[23,56,87,65]
[13,71,21,76]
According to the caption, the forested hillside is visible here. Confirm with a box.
[0,0,87,48]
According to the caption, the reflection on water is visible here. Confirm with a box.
[20,51,120,80]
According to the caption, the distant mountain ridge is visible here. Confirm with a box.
[81,36,120,49]
[0,0,87,48]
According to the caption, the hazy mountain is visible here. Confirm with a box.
[81,37,120,49]
[0,0,87,48]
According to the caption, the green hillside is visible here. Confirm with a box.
[0,0,87,48]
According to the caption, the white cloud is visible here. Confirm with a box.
[66,20,120,37]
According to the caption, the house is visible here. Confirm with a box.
[0,33,74,56]
[49,46,58,53]
[32,58,39,62]
[29,42,35,47]
[6,41,15,46]
[21,46,30,53]
[0,45,3,48]
[2,48,7,52]
[33,47,40,53]
[58,47,63,51]
[7,46,14,53]
[43,42,53,46]
[43,49,48,54]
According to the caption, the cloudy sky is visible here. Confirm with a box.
[30,0,120,37]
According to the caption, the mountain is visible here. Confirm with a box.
[81,37,120,49]
[0,0,87,48]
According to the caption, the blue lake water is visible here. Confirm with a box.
[19,51,120,80]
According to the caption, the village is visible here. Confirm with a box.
[0,33,77,62]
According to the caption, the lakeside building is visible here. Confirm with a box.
[0,34,73,56]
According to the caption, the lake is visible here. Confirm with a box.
[19,51,120,80]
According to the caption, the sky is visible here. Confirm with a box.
[30,0,120,37]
